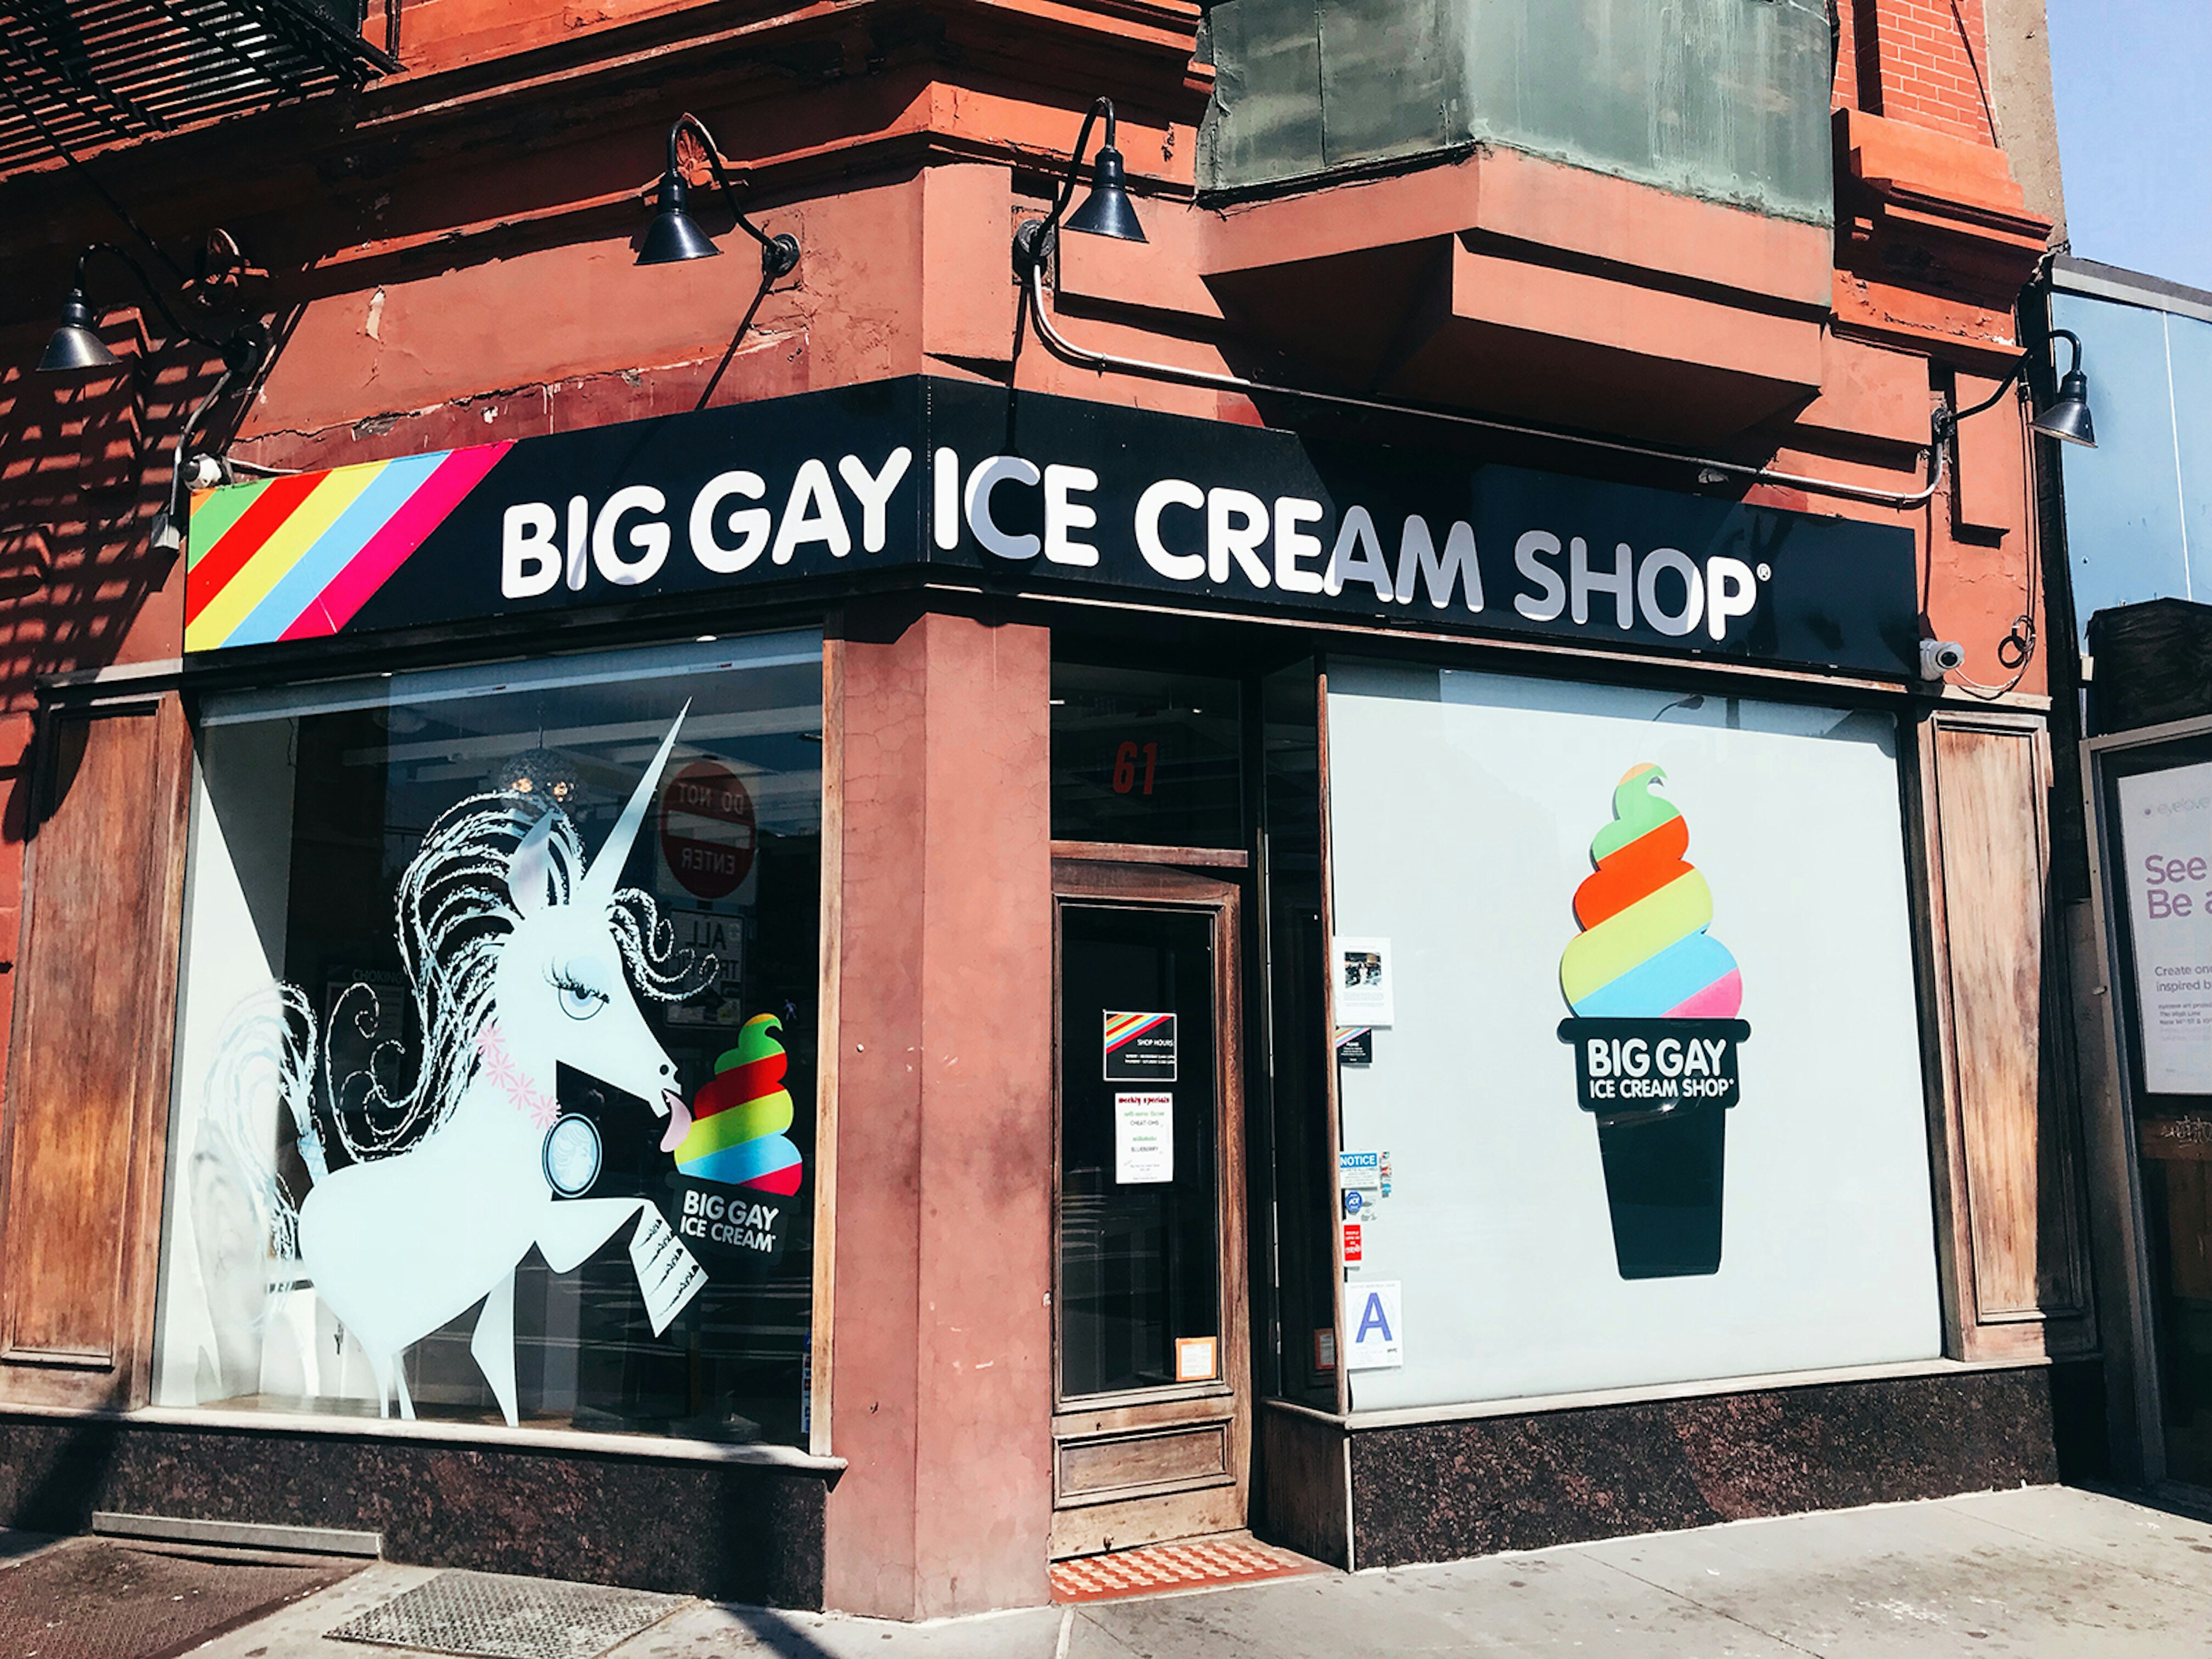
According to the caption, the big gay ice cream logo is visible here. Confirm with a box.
[1556,764,1751,1279]
[669,1012,805,1266]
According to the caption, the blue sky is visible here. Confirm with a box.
[2048,0,2212,290]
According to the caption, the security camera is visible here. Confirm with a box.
[184,452,229,490]
[1920,639,1966,680]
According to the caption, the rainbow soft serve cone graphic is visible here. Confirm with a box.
[668,1012,803,1266]
[1557,764,1750,1279]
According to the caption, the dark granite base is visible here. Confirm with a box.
[1347,1366,2061,1569]
[0,1416,828,1607]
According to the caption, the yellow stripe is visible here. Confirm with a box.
[1559,872,1713,1005]
[186,461,386,650]
[674,1088,794,1164]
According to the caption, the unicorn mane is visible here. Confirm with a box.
[322,792,710,1162]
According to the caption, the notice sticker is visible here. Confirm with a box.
[1175,1336,1218,1382]
[1104,1011,1177,1081]
[1344,1280,1403,1370]
[1115,1092,1175,1184]
[1313,1328,1337,1372]
[1333,936,1395,1027]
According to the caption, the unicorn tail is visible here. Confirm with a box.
[200,982,321,1285]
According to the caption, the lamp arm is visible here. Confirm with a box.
[1010,97,1114,275]
[1040,98,1113,237]
[75,243,225,353]
[1931,327,2086,442]
[669,112,798,274]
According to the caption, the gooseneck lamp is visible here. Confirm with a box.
[2030,328,2096,448]
[1935,328,2098,454]
[37,241,271,554]
[638,113,801,279]
[39,243,264,378]
[1013,97,1148,275]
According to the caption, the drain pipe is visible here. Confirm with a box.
[1017,259,1948,512]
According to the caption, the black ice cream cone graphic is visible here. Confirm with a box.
[1556,764,1749,1279]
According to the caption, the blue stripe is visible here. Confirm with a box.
[680,1134,801,1187]
[1570,933,1738,1018]
[224,452,448,647]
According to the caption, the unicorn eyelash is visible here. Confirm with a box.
[546,964,609,1005]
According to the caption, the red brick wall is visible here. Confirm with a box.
[1836,0,2000,146]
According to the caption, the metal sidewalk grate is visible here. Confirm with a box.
[1049,1533,1328,1603]
[0,1536,349,1659]
[327,1569,685,1659]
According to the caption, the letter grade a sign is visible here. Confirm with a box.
[290,377,1921,679]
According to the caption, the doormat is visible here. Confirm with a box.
[0,1536,353,1659]
[1049,1534,1329,1603]
[327,1569,684,1659]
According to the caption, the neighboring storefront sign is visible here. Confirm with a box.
[185,378,1921,678]
[2114,760,2212,1093]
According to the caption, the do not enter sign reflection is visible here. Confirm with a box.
[659,759,756,900]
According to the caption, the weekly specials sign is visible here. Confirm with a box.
[185,377,1919,676]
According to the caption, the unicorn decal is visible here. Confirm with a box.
[209,709,713,1426]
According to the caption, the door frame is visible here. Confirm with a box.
[1048,855,1251,1558]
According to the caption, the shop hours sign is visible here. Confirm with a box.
[1104,1011,1177,1081]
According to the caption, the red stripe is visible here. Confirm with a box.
[692,1052,789,1122]
[1571,816,1692,929]
[184,471,325,628]
[740,1161,803,1196]
[279,442,511,642]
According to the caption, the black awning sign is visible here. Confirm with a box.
[188,376,1921,680]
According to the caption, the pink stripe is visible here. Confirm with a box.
[1665,970,1743,1020]
[279,442,512,641]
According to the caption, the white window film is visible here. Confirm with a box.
[156,631,823,1445]
[1326,662,1941,1409]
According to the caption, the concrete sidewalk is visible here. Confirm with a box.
[183,1484,2211,1658]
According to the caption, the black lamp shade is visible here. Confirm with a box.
[38,287,118,373]
[1062,145,1147,243]
[2032,369,2096,448]
[638,169,722,265]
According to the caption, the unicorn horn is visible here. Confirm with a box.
[581,702,690,904]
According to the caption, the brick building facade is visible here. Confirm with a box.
[0,0,2101,1618]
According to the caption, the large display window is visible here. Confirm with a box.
[154,632,823,1445]
[1325,662,1942,1408]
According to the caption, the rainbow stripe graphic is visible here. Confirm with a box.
[1559,764,1743,1020]
[673,1013,804,1195]
[1104,1012,1172,1054]
[184,441,511,652]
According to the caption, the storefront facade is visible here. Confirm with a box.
[0,0,2098,1620]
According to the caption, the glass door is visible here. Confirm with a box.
[1051,865,1247,1559]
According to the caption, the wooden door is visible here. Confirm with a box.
[0,695,192,1408]
[1050,860,1248,1559]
